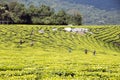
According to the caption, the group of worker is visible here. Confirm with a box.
[84,49,96,55]
[68,48,96,55]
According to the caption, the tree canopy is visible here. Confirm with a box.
[0,2,82,25]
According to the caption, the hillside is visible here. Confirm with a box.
[1,0,120,10]
[0,25,120,79]
[0,25,120,52]
[0,0,120,25]
[63,0,120,10]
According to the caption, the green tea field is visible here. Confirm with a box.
[0,25,120,80]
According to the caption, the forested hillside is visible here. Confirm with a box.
[63,0,120,10]
[0,0,120,25]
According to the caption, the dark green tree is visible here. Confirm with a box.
[0,2,82,25]
[67,9,82,25]
[72,14,82,25]
[55,10,68,25]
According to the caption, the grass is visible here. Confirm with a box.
[0,25,120,79]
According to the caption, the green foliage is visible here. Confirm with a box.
[55,10,68,25]
[0,2,82,25]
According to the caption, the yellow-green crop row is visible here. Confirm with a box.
[0,25,120,79]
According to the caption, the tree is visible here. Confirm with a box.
[42,17,52,25]
[10,3,29,23]
[0,4,13,23]
[38,5,54,17]
[72,13,82,25]
[28,4,55,24]
[8,2,19,12]
[55,10,68,25]
[0,5,5,20]
[28,5,38,16]
[67,9,82,25]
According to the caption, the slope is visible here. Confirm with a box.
[0,0,120,25]
[62,0,120,10]
[0,25,120,79]
[0,25,119,53]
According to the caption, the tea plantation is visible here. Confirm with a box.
[0,25,120,80]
